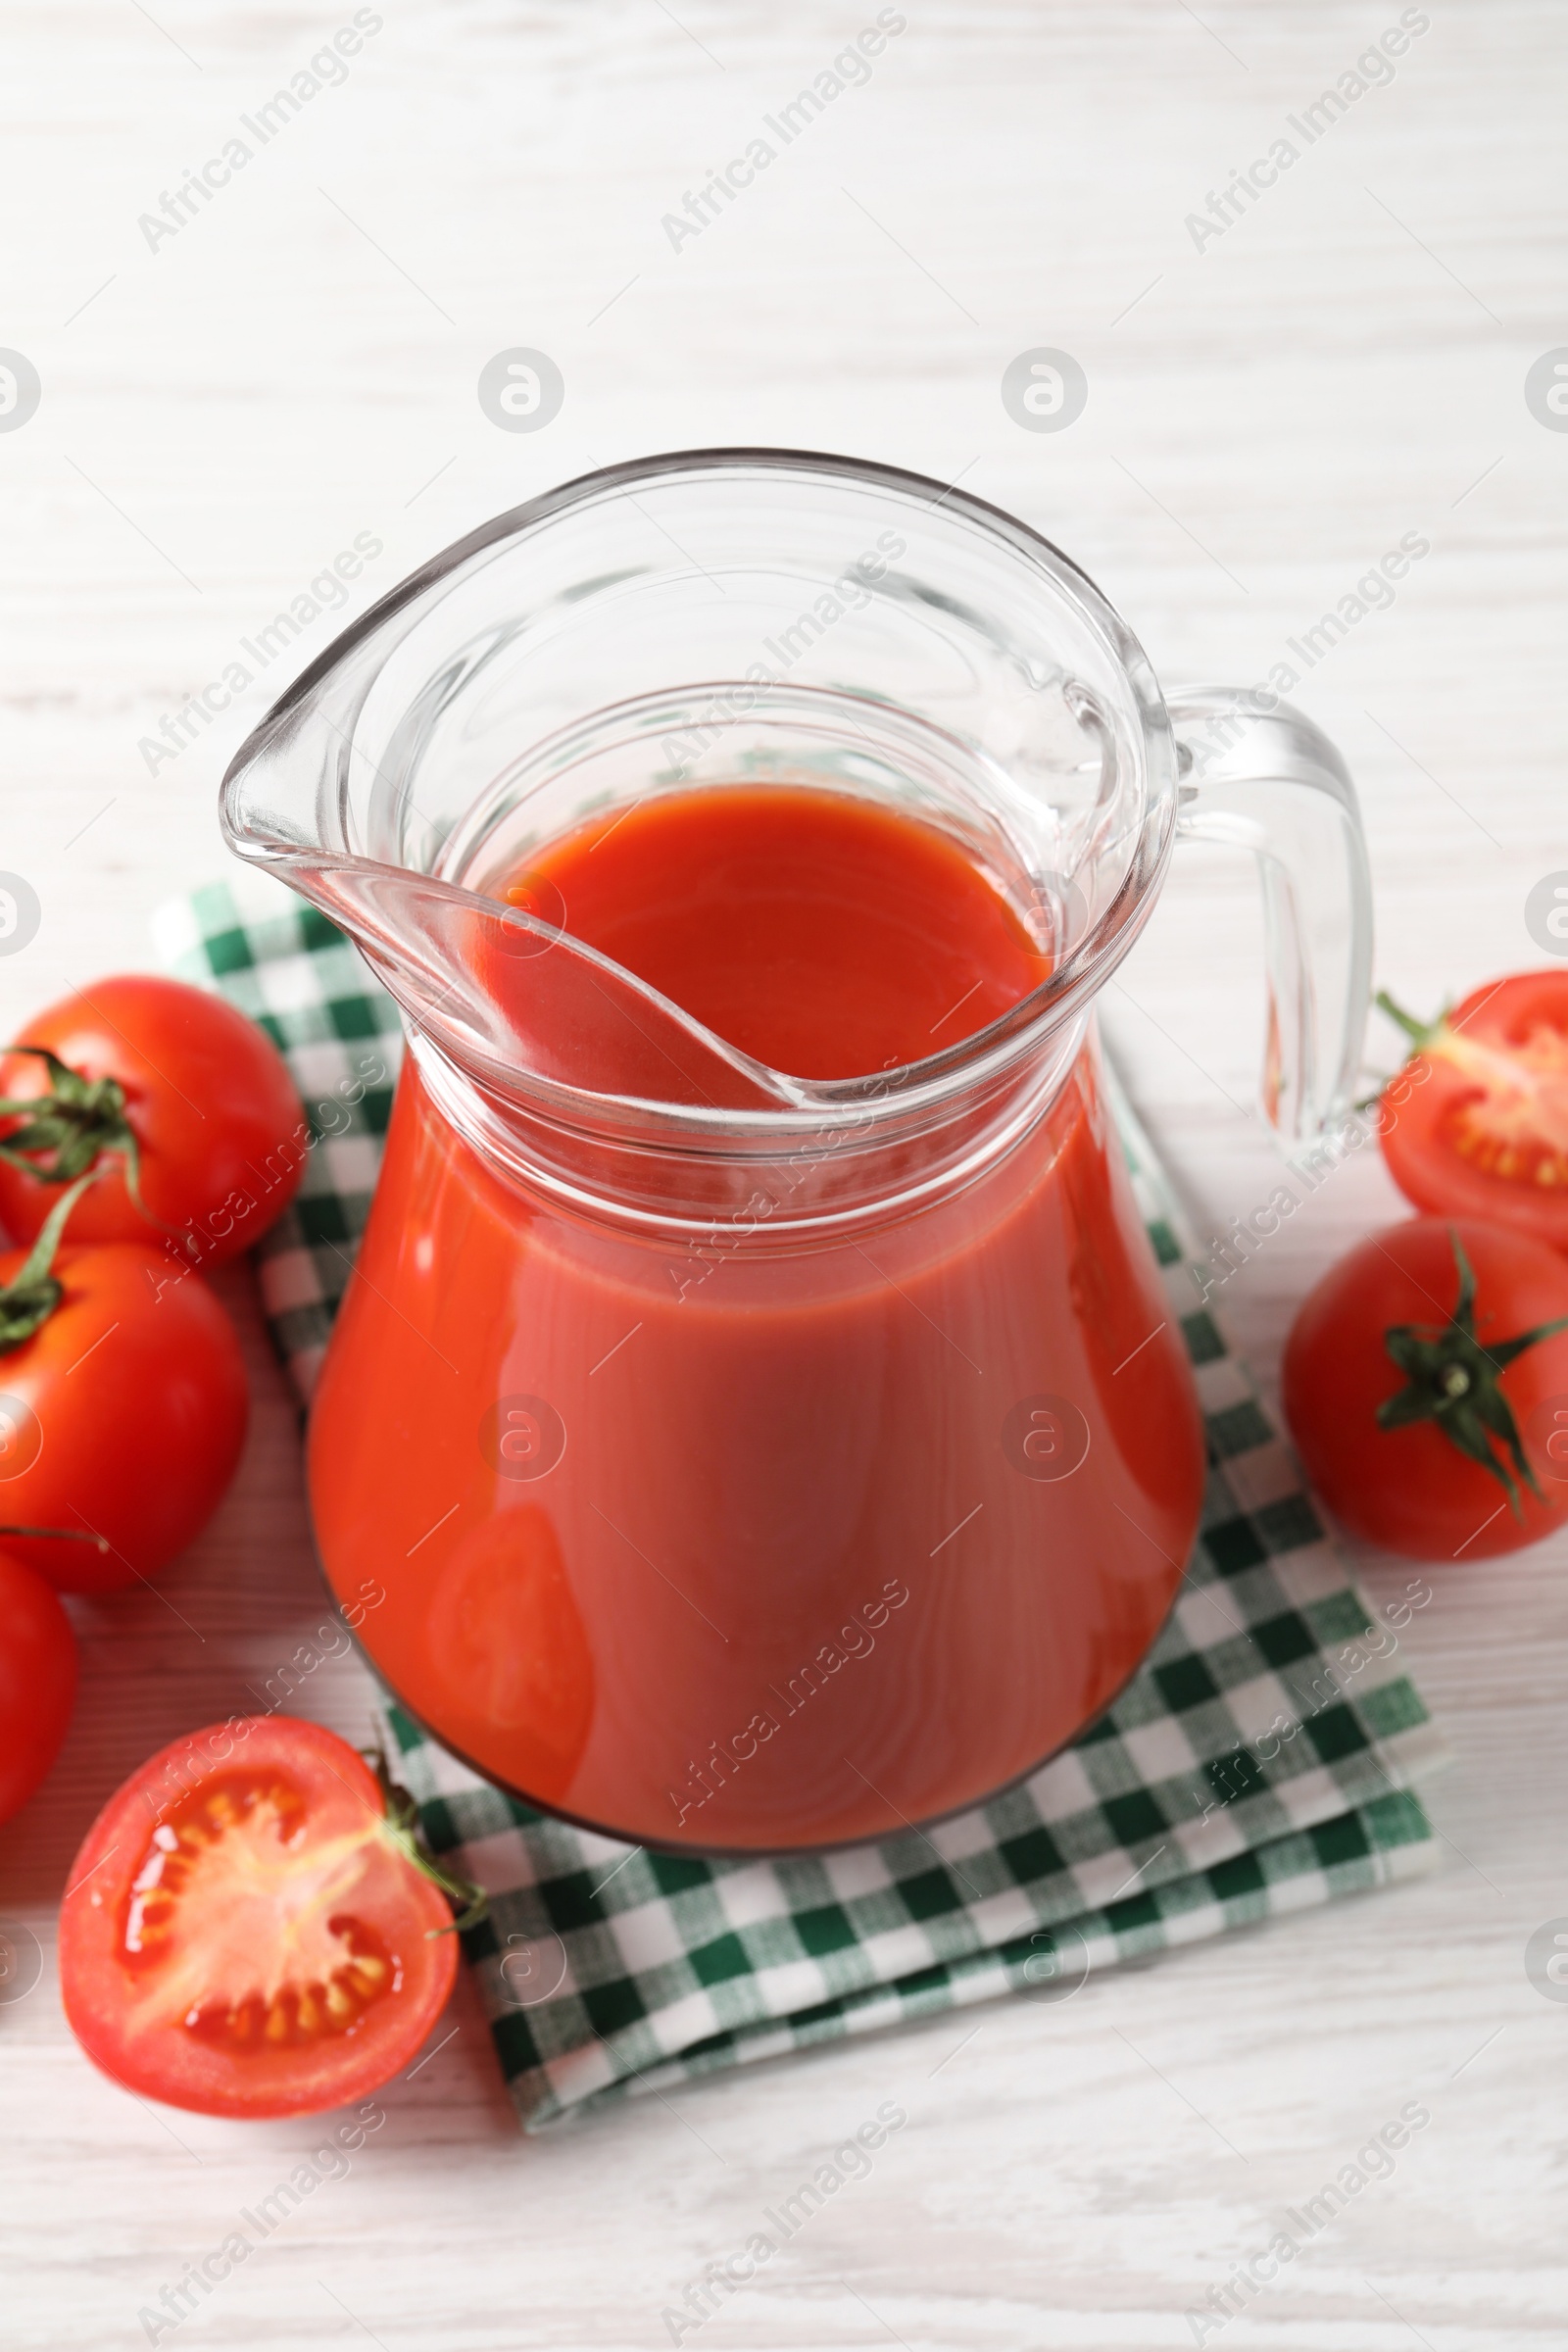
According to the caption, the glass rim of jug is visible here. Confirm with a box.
[220,446,1185,1145]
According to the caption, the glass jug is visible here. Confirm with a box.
[221,449,1372,1854]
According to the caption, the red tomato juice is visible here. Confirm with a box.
[309,786,1205,1850]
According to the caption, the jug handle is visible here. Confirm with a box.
[1165,686,1374,1146]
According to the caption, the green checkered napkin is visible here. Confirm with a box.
[155,875,1449,2133]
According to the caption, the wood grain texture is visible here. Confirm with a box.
[3,2,1567,2344]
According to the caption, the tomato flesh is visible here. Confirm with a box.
[60,1719,458,2118]
[1383,973,1568,1250]
[126,1775,401,2049]
[1435,1018,1568,1186]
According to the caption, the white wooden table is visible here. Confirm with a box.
[4,4,1567,2344]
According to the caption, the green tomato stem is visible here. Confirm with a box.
[1378,1226,1568,1515]
[0,1044,158,1230]
[0,1167,102,1353]
[362,1746,489,1936]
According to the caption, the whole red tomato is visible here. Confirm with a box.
[0,1230,247,1593]
[1283,1217,1568,1561]
[0,974,305,1270]
[1378,974,1568,1255]
[60,1718,466,2120]
[0,1546,77,1825]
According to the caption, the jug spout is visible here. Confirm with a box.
[244,843,793,1113]
[220,621,800,1113]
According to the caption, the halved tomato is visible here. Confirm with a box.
[59,1718,462,2119]
[1380,973,1568,1251]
